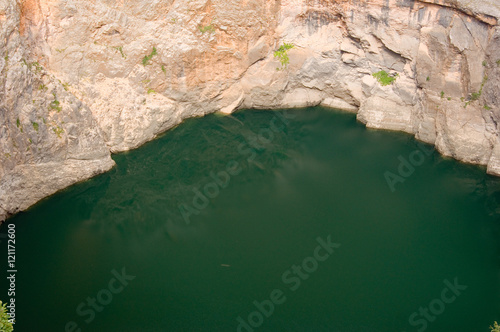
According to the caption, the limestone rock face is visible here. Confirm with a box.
[0,0,115,221]
[1,0,500,221]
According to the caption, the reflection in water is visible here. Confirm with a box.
[87,110,303,239]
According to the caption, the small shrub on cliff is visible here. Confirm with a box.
[142,47,157,66]
[16,118,23,133]
[199,24,215,34]
[114,46,127,59]
[469,76,487,102]
[0,301,13,332]
[470,92,481,101]
[49,100,62,113]
[31,61,43,73]
[52,126,64,139]
[372,70,398,86]
[274,42,295,71]
[491,322,500,332]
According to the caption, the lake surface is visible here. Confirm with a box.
[1,107,500,331]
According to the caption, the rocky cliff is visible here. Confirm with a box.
[1,0,499,221]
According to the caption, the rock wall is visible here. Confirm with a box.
[0,0,115,221]
[1,0,499,221]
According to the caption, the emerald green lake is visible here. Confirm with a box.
[1,107,500,331]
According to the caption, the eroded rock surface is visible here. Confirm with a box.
[1,0,500,221]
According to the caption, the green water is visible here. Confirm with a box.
[1,107,500,332]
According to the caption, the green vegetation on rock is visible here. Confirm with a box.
[142,47,157,66]
[470,92,481,101]
[274,42,294,71]
[372,70,398,86]
[464,75,488,108]
[199,24,215,34]
[52,125,64,138]
[49,99,62,113]
[114,46,127,59]
[0,301,13,332]
[31,61,43,73]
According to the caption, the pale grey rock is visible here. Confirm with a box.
[0,0,114,220]
[450,16,474,52]
[321,98,358,113]
[420,0,500,24]
[434,99,495,165]
[0,158,114,216]
[281,89,323,109]
[487,139,500,176]
[248,37,270,66]
[358,96,415,134]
